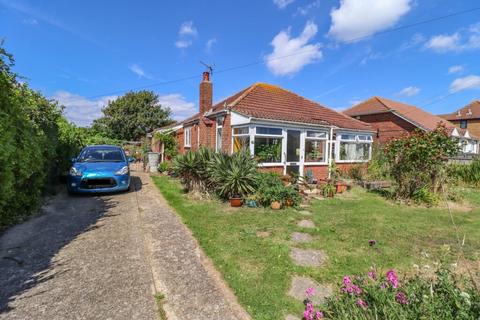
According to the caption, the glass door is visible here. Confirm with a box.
[286,130,302,176]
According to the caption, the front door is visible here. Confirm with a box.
[286,130,303,177]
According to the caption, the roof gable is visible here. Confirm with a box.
[440,100,480,120]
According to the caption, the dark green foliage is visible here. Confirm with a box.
[255,172,302,207]
[450,160,480,187]
[0,44,83,228]
[171,147,214,193]
[319,267,480,320]
[154,131,178,159]
[92,91,174,141]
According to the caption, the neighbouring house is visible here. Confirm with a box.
[151,72,375,180]
[440,100,480,137]
[343,96,479,155]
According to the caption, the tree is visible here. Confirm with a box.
[92,91,174,141]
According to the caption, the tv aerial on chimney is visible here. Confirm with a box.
[200,61,215,75]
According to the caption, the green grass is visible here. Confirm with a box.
[152,176,480,320]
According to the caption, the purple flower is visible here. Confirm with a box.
[369,239,377,246]
[386,270,399,288]
[305,287,315,298]
[315,311,324,319]
[367,270,377,280]
[343,276,352,286]
[395,291,409,305]
[356,299,368,309]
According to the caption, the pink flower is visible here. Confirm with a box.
[369,239,377,246]
[343,276,352,286]
[315,311,324,319]
[305,287,315,298]
[367,271,377,280]
[357,299,368,309]
[395,291,409,305]
[386,270,399,288]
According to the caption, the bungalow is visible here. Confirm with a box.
[152,72,375,180]
[343,96,479,155]
[440,100,480,137]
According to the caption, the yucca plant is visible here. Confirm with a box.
[208,151,258,199]
[172,150,202,192]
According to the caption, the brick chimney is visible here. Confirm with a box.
[199,71,212,115]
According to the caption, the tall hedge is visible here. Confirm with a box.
[0,45,82,228]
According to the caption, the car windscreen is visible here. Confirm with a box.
[78,148,125,162]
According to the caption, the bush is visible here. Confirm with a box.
[158,161,171,173]
[208,151,257,199]
[384,125,459,202]
[255,172,302,207]
[450,160,480,187]
[172,148,213,193]
[0,45,82,228]
[302,267,480,319]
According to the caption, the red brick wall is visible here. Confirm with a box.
[258,166,284,175]
[304,165,329,180]
[354,113,417,144]
[220,114,232,153]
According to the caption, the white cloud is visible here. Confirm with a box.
[449,75,480,93]
[265,21,322,76]
[425,33,461,53]
[295,0,320,16]
[157,94,196,121]
[273,0,294,9]
[53,91,116,127]
[328,0,411,42]
[53,91,196,126]
[425,23,480,53]
[129,64,152,79]
[178,21,197,37]
[396,86,420,97]
[205,38,217,52]
[448,65,464,74]
[174,40,192,49]
[22,18,38,25]
[175,21,197,49]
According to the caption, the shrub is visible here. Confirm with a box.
[172,148,213,193]
[208,151,257,199]
[450,160,480,187]
[303,267,480,319]
[384,124,459,202]
[255,172,302,207]
[158,161,171,173]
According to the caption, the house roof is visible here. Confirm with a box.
[439,100,480,121]
[211,83,373,131]
[344,96,457,132]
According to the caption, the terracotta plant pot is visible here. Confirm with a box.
[285,198,294,207]
[270,201,282,210]
[230,197,243,207]
[335,183,348,194]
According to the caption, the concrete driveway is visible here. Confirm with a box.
[0,169,249,320]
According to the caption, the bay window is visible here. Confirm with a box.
[254,126,282,163]
[337,133,372,162]
[232,126,250,153]
[216,117,223,152]
[304,131,327,163]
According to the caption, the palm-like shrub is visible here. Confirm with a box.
[208,151,258,199]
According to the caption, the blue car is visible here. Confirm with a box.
[67,145,134,194]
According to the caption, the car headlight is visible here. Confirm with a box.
[115,166,129,175]
[69,167,83,177]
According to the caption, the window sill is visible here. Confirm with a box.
[304,162,328,166]
[257,163,284,167]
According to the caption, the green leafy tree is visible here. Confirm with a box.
[92,91,174,141]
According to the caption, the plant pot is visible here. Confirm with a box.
[335,183,348,194]
[285,198,294,207]
[270,201,282,210]
[230,197,243,207]
[245,199,258,208]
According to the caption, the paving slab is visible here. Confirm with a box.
[291,232,313,243]
[299,210,312,216]
[297,219,315,228]
[285,314,301,320]
[288,276,332,305]
[290,248,327,267]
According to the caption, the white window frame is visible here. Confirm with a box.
[184,126,191,148]
[231,126,251,154]
[304,130,329,166]
[215,117,223,152]
[253,126,284,166]
[335,132,373,163]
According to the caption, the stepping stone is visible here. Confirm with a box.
[297,219,315,228]
[299,210,312,216]
[285,315,301,320]
[290,248,327,267]
[291,232,312,243]
[288,276,333,305]
[256,231,271,238]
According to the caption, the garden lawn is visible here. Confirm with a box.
[152,175,480,320]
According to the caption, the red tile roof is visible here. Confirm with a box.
[344,96,456,132]
[213,83,373,131]
[439,100,480,121]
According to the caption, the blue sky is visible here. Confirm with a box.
[1,0,479,126]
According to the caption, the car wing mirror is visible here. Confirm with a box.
[71,157,77,163]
